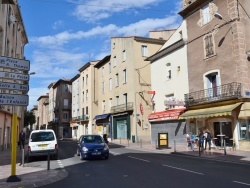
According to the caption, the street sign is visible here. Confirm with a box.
[0,56,30,71]
[0,93,29,106]
[0,71,29,81]
[140,103,144,115]
[147,90,155,95]
[0,82,29,91]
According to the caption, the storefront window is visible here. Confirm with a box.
[238,119,250,140]
[189,121,196,135]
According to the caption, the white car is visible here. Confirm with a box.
[27,129,58,162]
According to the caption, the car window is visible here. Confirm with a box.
[31,132,55,142]
[82,136,103,144]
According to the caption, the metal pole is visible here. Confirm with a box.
[174,140,176,152]
[47,150,50,170]
[120,137,121,144]
[224,137,227,155]
[140,139,142,148]
[22,148,24,167]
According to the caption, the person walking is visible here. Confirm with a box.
[197,128,204,151]
[204,129,212,150]
[19,130,26,150]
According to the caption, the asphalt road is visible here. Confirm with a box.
[38,140,250,188]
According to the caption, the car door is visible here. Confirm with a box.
[77,136,83,152]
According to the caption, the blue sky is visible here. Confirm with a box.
[18,0,183,110]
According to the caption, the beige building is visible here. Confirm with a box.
[94,34,166,142]
[37,94,49,129]
[179,0,250,151]
[30,105,38,130]
[0,0,28,150]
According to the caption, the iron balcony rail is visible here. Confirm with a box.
[77,115,89,121]
[110,102,133,113]
[184,82,242,107]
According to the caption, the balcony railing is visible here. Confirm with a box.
[110,102,133,113]
[77,115,89,121]
[184,82,242,107]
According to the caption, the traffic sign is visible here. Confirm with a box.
[0,82,29,91]
[140,103,144,115]
[147,90,155,95]
[0,56,30,71]
[0,93,29,106]
[0,71,29,81]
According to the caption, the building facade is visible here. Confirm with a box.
[179,0,250,150]
[0,0,28,150]
[37,94,49,129]
[147,22,189,146]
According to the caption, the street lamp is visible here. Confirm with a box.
[214,12,228,22]
[29,72,35,75]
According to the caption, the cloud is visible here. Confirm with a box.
[68,0,165,23]
[52,20,64,30]
[29,15,180,49]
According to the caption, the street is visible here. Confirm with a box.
[31,140,250,188]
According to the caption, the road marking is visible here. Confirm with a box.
[233,181,250,186]
[57,160,64,168]
[110,151,120,156]
[162,164,204,175]
[128,156,150,162]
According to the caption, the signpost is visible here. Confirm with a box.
[0,56,31,183]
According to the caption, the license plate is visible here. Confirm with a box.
[38,144,48,148]
[92,152,101,155]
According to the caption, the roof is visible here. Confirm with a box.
[52,79,72,89]
[78,60,99,72]
[37,95,49,101]
[94,55,111,68]
[111,36,166,45]
[70,74,80,82]
[146,39,186,62]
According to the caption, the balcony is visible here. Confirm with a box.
[77,115,89,121]
[110,102,133,113]
[184,82,242,107]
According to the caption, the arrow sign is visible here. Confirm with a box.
[0,82,29,91]
[0,93,29,106]
[0,56,30,71]
[0,71,29,81]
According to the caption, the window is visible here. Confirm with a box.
[82,77,84,88]
[64,99,68,108]
[63,112,68,121]
[238,119,250,140]
[109,78,112,91]
[204,34,214,57]
[115,73,119,87]
[102,67,104,77]
[64,84,68,92]
[109,63,111,73]
[113,56,117,67]
[123,93,127,104]
[205,72,219,97]
[202,4,211,25]
[82,108,85,115]
[82,91,84,102]
[86,106,88,115]
[141,45,148,57]
[116,96,119,105]
[123,50,126,61]
[102,81,105,93]
[102,100,106,113]
[109,98,112,108]
[86,90,88,101]
[86,74,88,86]
[123,69,127,84]
[113,42,115,49]
[168,70,171,79]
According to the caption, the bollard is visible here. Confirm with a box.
[198,142,201,157]
[156,139,157,149]
[127,139,129,147]
[224,138,227,155]
[140,139,142,148]
[47,150,50,170]
[174,140,176,152]
[22,149,24,167]
[120,137,121,144]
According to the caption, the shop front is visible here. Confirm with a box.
[112,114,131,140]
[93,113,111,137]
[148,108,186,146]
[179,102,247,150]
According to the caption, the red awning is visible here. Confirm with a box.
[148,108,186,121]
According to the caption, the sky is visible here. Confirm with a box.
[18,0,183,110]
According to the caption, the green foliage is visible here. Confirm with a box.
[24,111,36,127]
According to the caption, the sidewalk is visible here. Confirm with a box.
[110,139,250,164]
[0,148,68,188]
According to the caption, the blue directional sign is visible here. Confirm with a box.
[0,56,30,71]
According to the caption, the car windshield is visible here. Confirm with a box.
[31,132,55,142]
[82,136,103,144]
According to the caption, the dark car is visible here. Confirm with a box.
[76,135,109,160]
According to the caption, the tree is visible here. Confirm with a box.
[24,110,36,127]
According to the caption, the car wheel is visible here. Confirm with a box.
[104,155,109,160]
[76,148,80,156]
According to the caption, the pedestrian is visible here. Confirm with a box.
[197,128,204,150]
[204,129,212,150]
[19,130,26,150]
[186,132,195,151]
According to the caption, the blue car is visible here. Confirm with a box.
[76,135,109,160]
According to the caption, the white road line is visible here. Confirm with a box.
[233,181,250,186]
[110,151,121,156]
[57,160,64,168]
[162,164,204,175]
[128,156,150,162]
